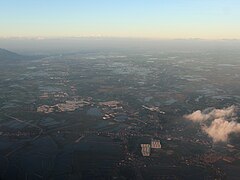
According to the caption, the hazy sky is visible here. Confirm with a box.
[1,0,240,39]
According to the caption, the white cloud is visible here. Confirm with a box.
[184,110,210,122]
[202,118,240,142]
[184,106,239,142]
[184,106,236,122]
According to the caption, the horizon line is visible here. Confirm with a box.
[0,36,240,41]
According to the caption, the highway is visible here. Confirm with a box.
[3,113,43,158]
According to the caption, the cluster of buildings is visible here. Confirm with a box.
[198,153,236,164]
[99,101,121,107]
[142,105,166,114]
[100,101,127,121]
[37,100,91,113]
[39,92,69,100]
[141,139,162,157]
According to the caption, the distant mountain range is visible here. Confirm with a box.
[0,48,44,61]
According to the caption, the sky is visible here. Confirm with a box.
[1,0,240,39]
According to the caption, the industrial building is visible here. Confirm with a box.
[141,144,151,157]
[151,139,161,149]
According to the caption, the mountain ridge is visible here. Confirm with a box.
[0,48,45,61]
[0,48,26,61]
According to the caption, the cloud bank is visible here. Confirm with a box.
[184,106,236,122]
[184,106,239,142]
